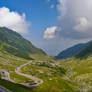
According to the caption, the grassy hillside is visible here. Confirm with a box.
[55,40,92,91]
[0,27,46,60]
[17,60,78,92]
[0,45,34,82]
[75,42,92,59]
[55,43,88,60]
[0,45,77,92]
[57,56,92,91]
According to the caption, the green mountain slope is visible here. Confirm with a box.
[56,40,92,91]
[0,27,46,59]
[55,40,92,60]
[55,43,87,59]
[57,56,92,92]
[75,41,92,59]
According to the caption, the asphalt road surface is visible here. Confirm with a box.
[0,86,11,92]
[15,61,43,87]
[0,61,43,87]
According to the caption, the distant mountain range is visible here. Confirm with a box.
[55,41,92,59]
[0,27,46,60]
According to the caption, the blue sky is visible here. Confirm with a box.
[0,0,59,55]
[0,0,91,55]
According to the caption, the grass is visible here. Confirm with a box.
[0,49,34,83]
[57,57,92,91]
[0,78,33,92]
[20,61,78,92]
[30,53,52,61]
[0,44,90,92]
[0,50,78,92]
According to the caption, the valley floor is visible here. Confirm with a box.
[0,61,43,87]
[1,50,92,92]
[0,60,78,92]
[57,57,92,92]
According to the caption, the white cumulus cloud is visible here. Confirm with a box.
[57,0,92,40]
[44,26,58,39]
[0,7,30,33]
[74,17,90,32]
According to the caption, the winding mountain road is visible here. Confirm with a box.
[0,69,15,83]
[0,61,43,88]
[15,61,43,86]
[0,86,11,92]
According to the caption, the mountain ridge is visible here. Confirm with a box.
[0,27,46,60]
[75,41,92,59]
[55,42,89,59]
